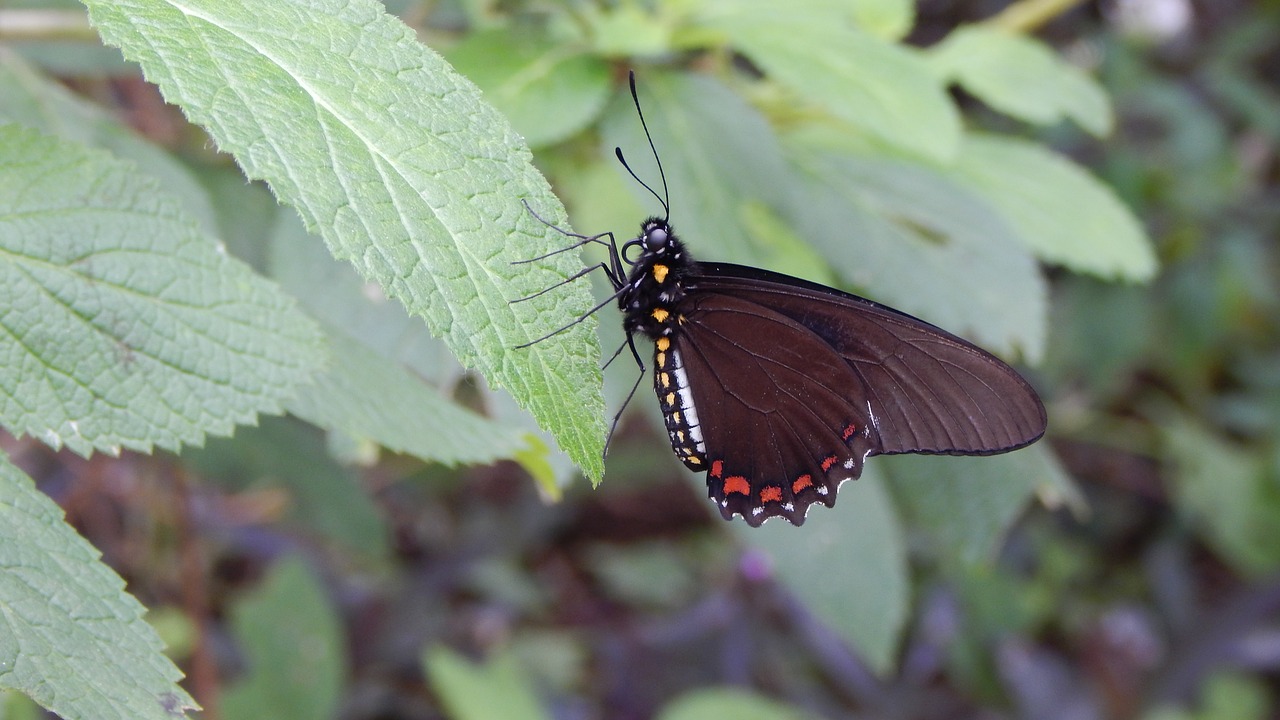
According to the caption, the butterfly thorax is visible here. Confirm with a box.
[620,218,692,340]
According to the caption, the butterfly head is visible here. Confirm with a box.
[641,218,670,253]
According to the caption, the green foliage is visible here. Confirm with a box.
[0,0,1175,717]
[657,688,815,720]
[446,29,612,149]
[0,124,323,456]
[740,469,908,674]
[0,454,196,719]
[222,557,345,720]
[698,2,962,161]
[83,0,607,480]
[948,134,1157,281]
[1162,412,1280,576]
[929,25,1113,136]
[425,646,551,720]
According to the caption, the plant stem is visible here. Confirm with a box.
[0,10,98,42]
[985,0,1092,33]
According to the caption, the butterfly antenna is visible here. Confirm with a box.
[614,70,670,221]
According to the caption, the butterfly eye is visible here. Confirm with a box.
[648,226,669,250]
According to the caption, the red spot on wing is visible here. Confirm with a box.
[723,475,750,496]
[792,474,813,494]
[842,423,858,440]
[711,459,724,478]
[821,455,838,472]
[760,486,782,503]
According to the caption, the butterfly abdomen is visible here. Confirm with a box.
[654,335,707,471]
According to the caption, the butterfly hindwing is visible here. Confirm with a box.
[666,291,883,526]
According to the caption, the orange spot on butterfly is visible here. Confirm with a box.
[842,423,857,440]
[653,264,669,283]
[760,486,783,503]
[723,475,750,496]
[652,308,670,323]
[792,474,813,493]
[710,459,724,478]
[656,337,670,351]
[821,455,838,472]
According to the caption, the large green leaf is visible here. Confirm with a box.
[286,326,532,467]
[446,28,612,149]
[783,129,1046,361]
[928,26,1113,136]
[84,0,606,480]
[0,453,196,720]
[265,209,533,467]
[0,48,217,234]
[739,468,908,674]
[222,557,345,720]
[0,124,323,456]
[947,134,1158,282]
[696,2,960,161]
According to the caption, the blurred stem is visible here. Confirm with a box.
[984,0,1091,34]
[0,10,98,42]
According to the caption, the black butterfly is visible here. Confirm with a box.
[519,73,1046,527]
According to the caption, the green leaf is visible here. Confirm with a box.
[0,452,196,720]
[84,0,606,480]
[0,124,323,456]
[287,325,531,466]
[264,208,532,466]
[947,134,1157,282]
[928,26,1113,136]
[222,557,345,720]
[1162,412,1280,576]
[425,646,551,720]
[1198,672,1270,720]
[739,469,908,674]
[697,5,960,161]
[850,0,916,40]
[267,208,463,386]
[599,71,795,266]
[0,49,218,234]
[783,129,1046,361]
[590,4,674,57]
[446,28,611,148]
[183,415,389,558]
[883,449,1049,564]
[657,688,814,720]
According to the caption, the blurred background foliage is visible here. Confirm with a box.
[2,0,1280,718]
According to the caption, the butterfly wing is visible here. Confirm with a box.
[670,263,1046,526]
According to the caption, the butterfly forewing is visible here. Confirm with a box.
[688,263,1047,456]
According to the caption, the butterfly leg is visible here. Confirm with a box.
[513,283,631,349]
[518,199,628,283]
[510,262,610,303]
[603,332,648,460]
